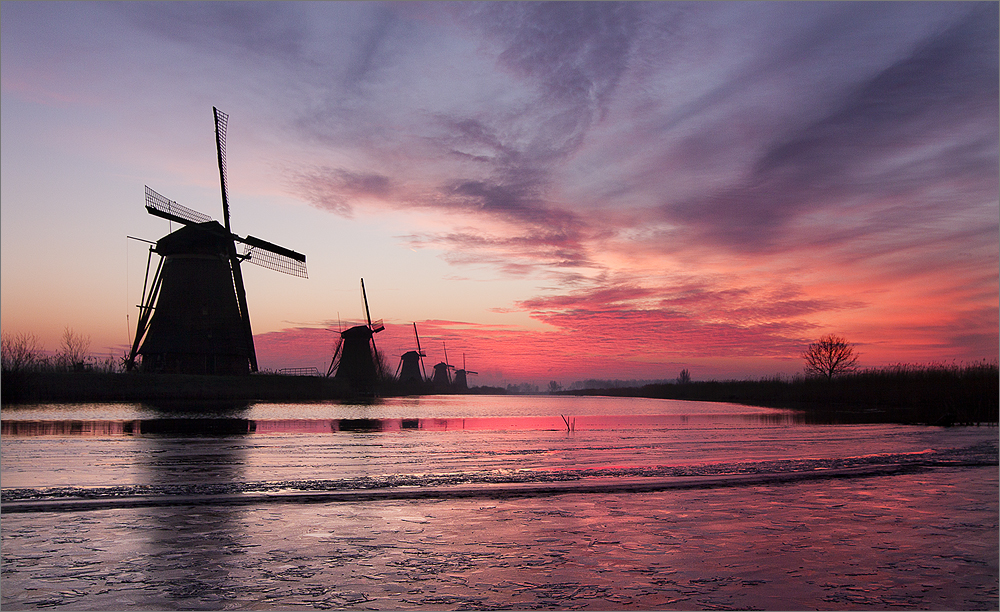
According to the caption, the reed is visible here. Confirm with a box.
[566,361,999,425]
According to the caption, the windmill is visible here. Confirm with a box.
[327,278,385,391]
[430,342,454,390]
[126,108,307,375]
[395,323,427,385]
[452,353,478,391]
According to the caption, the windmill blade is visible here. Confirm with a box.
[145,186,213,226]
[413,323,427,379]
[361,279,372,327]
[326,336,344,378]
[358,278,384,332]
[238,235,308,278]
[213,107,232,232]
[204,108,257,371]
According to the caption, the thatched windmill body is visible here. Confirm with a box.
[327,279,385,391]
[127,108,307,375]
[395,323,427,385]
[430,343,454,390]
[452,354,478,391]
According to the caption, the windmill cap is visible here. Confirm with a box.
[155,221,230,256]
[341,325,374,339]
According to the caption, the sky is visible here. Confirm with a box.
[2,1,997,386]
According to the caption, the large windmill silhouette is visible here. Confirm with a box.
[127,108,307,375]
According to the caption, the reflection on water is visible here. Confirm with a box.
[141,425,249,605]
[3,396,995,495]
[1,418,257,437]
[2,394,941,432]
[1,412,824,437]
[0,394,789,422]
[1,396,996,611]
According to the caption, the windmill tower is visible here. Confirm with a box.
[431,342,454,390]
[452,354,478,391]
[327,278,385,391]
[395,323,427,385]
[127,108,307,375]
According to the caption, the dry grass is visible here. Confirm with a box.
[567,361,999,425]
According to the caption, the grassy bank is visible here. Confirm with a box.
[0,370,498,406]
[565,362,999,425]
[0,370,357,405]
[4,362,997,426]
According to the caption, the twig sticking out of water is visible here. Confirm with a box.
[560,415,575,432]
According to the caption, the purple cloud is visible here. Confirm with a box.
[661,3,998,252]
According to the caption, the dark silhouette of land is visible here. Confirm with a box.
[2,362,996,426]
[563,362,999,426]
[0,369,497,406]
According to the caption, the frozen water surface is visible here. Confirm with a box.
[2,395,997,610]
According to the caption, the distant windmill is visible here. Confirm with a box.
[327,278,385,391]
[431,342,454,389]
[126,108,307,375]
[395,323,427,384]
[452,353,478,391]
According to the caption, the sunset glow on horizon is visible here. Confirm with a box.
[2,2,997,386]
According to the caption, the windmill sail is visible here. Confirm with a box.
[414,323,427,380]
[214,107,232,232]
[145,186,213,226]
[209,106,257,371]
[238,235,308,278]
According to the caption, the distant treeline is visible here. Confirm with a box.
[567,378,673,390]
[563,362,999,426]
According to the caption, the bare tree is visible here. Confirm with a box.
[59,327,91,371]
[1,331,43,372]
[803,334,859,380]
[677,368,691,384]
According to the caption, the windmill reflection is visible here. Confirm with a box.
[136,406,254,607]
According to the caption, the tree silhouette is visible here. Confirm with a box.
[803,334,859,380]
[1,332,42,372]
[59,327,91,370]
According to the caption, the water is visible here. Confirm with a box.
[2,395,997,610]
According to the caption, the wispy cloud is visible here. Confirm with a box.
[4,1,993,379]
[662,3,998,252]
[279,1,996,374]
